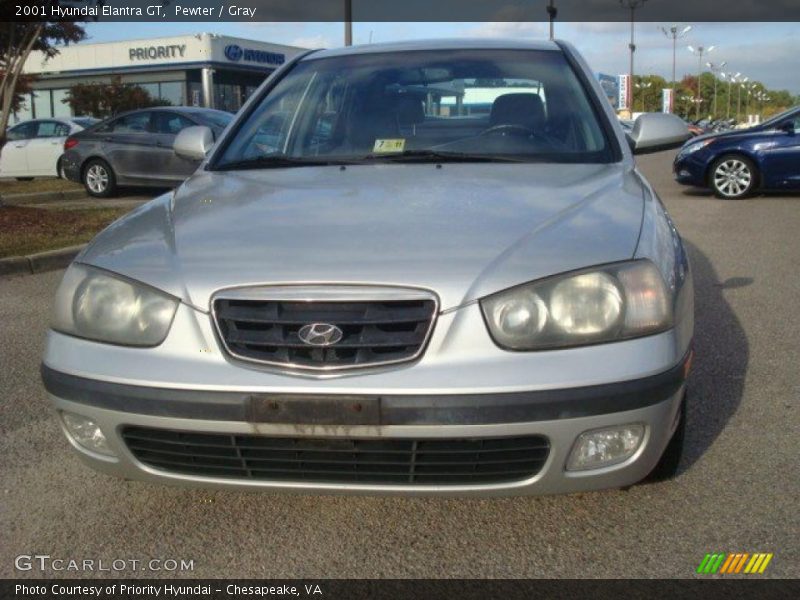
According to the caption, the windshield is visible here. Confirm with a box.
[214,49,613,169]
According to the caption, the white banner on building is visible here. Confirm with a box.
[662,88,674,114]
[618,74,630,111]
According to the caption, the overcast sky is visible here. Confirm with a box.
[84,21,800,94]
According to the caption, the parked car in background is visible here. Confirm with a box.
[62,107,233,197]
[674,106,800,198]
[685,121,705,137]
[44,39,693,496]
[0,117,98,180]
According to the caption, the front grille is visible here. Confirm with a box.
[122,427,550,485]
[213,297,437,370]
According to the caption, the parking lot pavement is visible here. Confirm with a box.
[1,151,798,579]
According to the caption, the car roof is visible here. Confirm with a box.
[101,107,229,121]
[9,117,73,127]
[304,38,561,60]
[12,118,67,123]
[158,106,226,114]
[111,106,221,115]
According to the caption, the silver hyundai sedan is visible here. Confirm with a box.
[42,39,693,496]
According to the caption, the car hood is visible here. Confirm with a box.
[687,126,767,145]
[79,163,645,311]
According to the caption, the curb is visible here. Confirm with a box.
[1,189,87,205]
[0,244,86,278]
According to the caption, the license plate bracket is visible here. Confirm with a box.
[248,394,381,425]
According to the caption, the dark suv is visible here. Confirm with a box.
[62,107,233,197]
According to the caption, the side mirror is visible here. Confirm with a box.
[779,121,795,135]
[173,125,214,161]
[630,113,691,154]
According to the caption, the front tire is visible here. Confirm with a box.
[83,159,116,198]
[709,154,757,199]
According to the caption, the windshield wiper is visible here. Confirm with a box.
[213,155,357,171]
[214,150,534,171]
[362,149,531,163]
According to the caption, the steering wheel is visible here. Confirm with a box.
[480,123,535,137]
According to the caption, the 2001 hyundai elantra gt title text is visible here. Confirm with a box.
[41,39,694,496]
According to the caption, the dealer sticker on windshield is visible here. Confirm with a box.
[373,138,406,153]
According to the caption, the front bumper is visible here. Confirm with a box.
[42,289,692,496]
[42,355,688,497]
[673,152,710,186]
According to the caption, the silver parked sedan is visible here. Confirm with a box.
[42,39,693,496]
[61,107,233,197]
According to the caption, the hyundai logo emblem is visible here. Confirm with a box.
[298,323,344,347]
[224,44,243,61]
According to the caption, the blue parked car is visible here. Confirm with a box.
[673,106,800,199]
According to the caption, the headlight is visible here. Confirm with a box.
[481,260,671,350]
[550,272,622,335]
[52,264,178,346]
[680,138,714,155]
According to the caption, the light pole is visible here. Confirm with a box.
[620,0,648,113]
[660,25,692,86]
[688,44,714,120]
[736,76,748,123]
[706,60,726,118]
[724,71,740,120]
[635,81,652,112]
[680,95,702,119]
[754,91,769,122]
[745,82,757,123]
[759,93,770,122]
[547,0,557,41]
[679,95,693,119]
[344,0,352,46]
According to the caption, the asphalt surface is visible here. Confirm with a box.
[1,151,798,579]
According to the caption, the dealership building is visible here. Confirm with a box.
[16,33,307,121]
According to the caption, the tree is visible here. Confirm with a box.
[632,74,667,113]
[64,76,171,118]
[0,71,35,114]
[0,2,93,150]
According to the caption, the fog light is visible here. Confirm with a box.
[567,424,645,471]
[61,412,114,456]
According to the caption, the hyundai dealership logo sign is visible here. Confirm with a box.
[224,44,244,61]
[224,44,285,66]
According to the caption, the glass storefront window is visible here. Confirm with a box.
[244,85,259,104]
[32,90,53,119]
[127,81,185,106]
[11,70,268,118]
[214,83,241,113]
[139,82,159,99]
[52,89,72,118]
[159,81,184,106]
[188,82,203,107]
[13,94,33,123]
